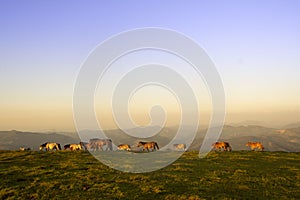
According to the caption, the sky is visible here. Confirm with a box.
[0,0,300,131]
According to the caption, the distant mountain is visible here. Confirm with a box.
[0,130,80,150]
[1,125,299,152]
[282,121,300,129]
[228,121,280,129]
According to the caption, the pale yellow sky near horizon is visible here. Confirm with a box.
[1,92,300,132]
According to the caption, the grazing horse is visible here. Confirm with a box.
[137,141,159,152]
[40,142,61,151]
[173,143,186,151]
[212,142,232,151]
[46,143,61,151]
[65,143,83,151]
[70,144,82,151]
[89,138,113,151]
[246,142,264,151]
[19,147,31,151]
[117,144,131,151]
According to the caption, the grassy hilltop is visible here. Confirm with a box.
[0,151,299,199]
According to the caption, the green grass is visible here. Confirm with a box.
[0,150,299,200]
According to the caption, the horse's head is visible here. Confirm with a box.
[64,144,70,150]
[39,146,43,151]
[246,142,251,146]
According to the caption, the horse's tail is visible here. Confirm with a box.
[155,142,159,150]
[57,144,61,150]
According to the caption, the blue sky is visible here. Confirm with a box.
[0,0,300,131]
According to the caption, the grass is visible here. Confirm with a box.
[0,150,299,199]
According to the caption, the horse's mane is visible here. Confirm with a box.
[138,141,147,145]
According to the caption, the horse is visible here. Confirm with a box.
[19,147,31,151]
[70,144,82,151]
[40,142,61,151]
[46,142,61,151]
[64,143,83,151]
[117,144,131,151]
[212,142,232,151]
[173,143,186,151]
[137,141,159,152]
[88,138,113,151]
[246,142,264,151]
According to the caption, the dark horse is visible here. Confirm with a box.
[137,141,159,152]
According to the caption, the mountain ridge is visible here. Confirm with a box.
[1,124,299,152]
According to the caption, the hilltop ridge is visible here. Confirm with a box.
[1,124,299,152]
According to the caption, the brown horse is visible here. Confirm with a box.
[117,144,131,151]
[246,142,264,151]
[173,143,186,151]
[19,147,31,151]
[212,142,232,151]
[88,138,113,151]
[64,143,82,151]
[137,141,159,152]
[40,142,61,151]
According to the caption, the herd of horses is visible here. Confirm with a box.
[38,139,160,152]
[37,138,264,152]
[212,141,264,151]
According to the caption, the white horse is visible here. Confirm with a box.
[173,143,186,151]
